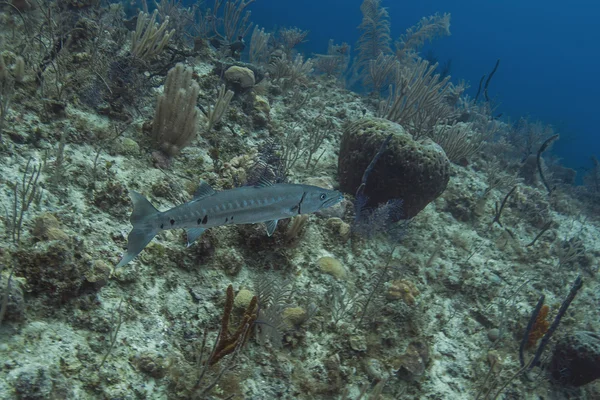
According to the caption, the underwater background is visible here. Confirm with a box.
[249,0,600,178]
[0,0,599,399]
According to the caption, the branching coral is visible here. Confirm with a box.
[366,52,399,94]
[249,26,271,65]
[507,117,554,162]
[584,155,600,193]
[356,0,392,76]
[205,84,234,132]
[396,13,451,61]
[0,53,24,142]
[277,26,309,55]
[269,53,314,90]
[171,285,258,397]
[430,122,486,164]
[313,40,351,79]
[212,0,255,42]
[131,10,175,61]
[208,285,257,366]
[151,63,200,159]
[382,59,451,138]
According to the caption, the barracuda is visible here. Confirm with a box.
[115,181,343,268]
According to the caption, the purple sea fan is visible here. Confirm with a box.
[353,194,405,240]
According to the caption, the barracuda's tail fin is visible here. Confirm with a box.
[116,191,159,268]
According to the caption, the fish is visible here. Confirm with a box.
[115,181,343,268]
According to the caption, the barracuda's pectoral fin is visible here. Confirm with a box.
[116,226,157,268]
[193,181,216,200]
[264,220,278,236]
[186,228,206,247]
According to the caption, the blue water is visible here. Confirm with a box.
[251,0,600,178]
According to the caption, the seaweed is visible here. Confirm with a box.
[491,186,517,227]
[536,134,560,195]
[6,158,43,245]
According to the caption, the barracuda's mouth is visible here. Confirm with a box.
[322,192,343,209]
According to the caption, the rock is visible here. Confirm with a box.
[487,328,501,342]
[32,213,69,242]
[549,331,600,387]
[12,239,99,303]
[487,350,503,369]
[72,52,91,63]
[325,218,351,242]
[82,260,111,291]
[304,176,334,189]
[323,354,343,393]
[214,248,245,276]
[395,340,431,380]
[151,180,172,198]
[349,334,367,352]
[338,118,450,218]
[93,180,130,217]
[364,358,389,381]
[9,363,71,399]
[0,273,25,322]
[253,94,270,115]
[224,66,255,89]
[12,364,54,399]
[251,93,270,127]
[133,352,167,378]
[113,137,140,156]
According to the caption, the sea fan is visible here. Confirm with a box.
[356,0,392,75]
[353,195,405,241]
[254,276,293,349]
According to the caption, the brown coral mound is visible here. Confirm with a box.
[338,118,450,218]
[550,331,600,387]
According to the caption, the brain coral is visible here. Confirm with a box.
[338,118,450,218]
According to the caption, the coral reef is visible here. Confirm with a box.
[0,1,598,399]
[12,239,110,304]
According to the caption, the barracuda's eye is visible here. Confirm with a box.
[320,193,326,200]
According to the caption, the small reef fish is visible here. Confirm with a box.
[116,181,343,267]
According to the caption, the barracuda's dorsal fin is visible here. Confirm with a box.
[129,190,159,224]
[265,219,278,236]
[255,177,274,188]
[194,181,216,200]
